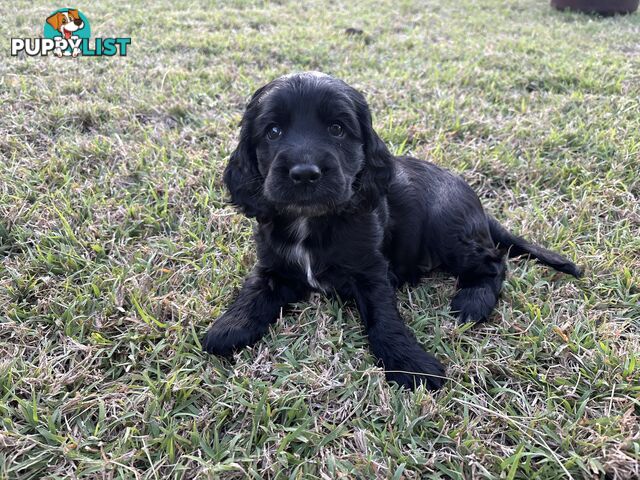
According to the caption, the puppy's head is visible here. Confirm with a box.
[224,72,394,220]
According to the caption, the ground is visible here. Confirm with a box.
[1,0,639,478]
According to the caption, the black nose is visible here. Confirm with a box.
[74,19,83,26]
[289,164,322,184]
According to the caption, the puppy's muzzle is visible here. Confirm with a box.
[289,164,322,184]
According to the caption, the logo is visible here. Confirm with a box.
[11,8,131,57]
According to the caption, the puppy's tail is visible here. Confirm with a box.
[487,216,583,278]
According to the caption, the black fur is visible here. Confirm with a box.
[203,72,582,391]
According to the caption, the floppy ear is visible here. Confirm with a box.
[223,85,275,222]
[46,12,63,31]
[351,90,395,210]
[68,9,80,20]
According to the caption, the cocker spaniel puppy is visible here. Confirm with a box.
[203,72,582,390]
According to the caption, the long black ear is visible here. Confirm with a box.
[223,85,275,221]
[350,90,395,210]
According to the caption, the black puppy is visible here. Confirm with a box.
[203,72,581,390]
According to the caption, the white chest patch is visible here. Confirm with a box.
[286,218,323,290]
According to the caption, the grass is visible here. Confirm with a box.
[1,0,639,478]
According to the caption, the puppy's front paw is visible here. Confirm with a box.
[383,348,446,391]
[202,315,264,357]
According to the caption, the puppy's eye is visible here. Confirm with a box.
[328,123,344,137]
[266,125,283,140]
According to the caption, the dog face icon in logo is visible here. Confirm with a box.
[45,8,90,57]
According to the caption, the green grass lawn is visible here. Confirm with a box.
[2,0,639,478]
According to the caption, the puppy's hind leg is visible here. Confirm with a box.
[436,216,507,323]
[450,253,506,323]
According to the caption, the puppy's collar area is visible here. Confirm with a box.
[279,217,324,291]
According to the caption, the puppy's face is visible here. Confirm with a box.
[250,74,367,215]
[225,73,393,220]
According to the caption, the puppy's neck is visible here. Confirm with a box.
[278,204,336,218]
[287,217,310,240]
